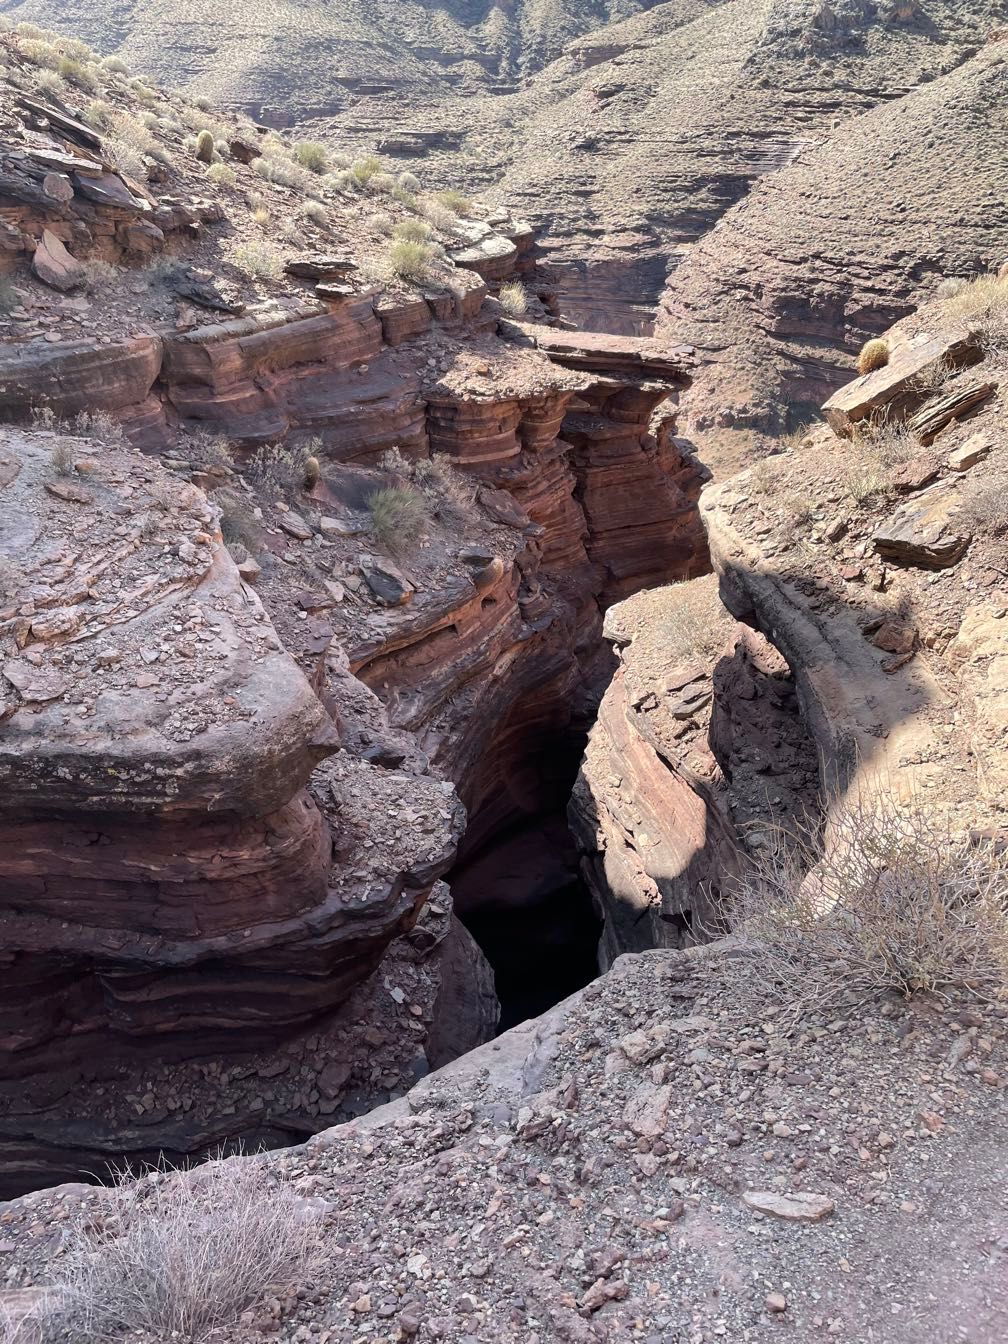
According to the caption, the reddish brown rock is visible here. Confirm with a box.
[30,228,84,292]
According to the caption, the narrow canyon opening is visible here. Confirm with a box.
[448,723,603,1033]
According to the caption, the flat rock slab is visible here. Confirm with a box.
[535,328,695,382]
[279,512,313,541]
[948,433,990,471]
[72,171,145,210]
[873,484,969,569]
[360,558,414,606]
[742,1191,835,1222]
[823,330,983,436]
[285,255,359,281]
[32,229,84,293]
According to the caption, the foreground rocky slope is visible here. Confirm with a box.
[3,945,1006,1342]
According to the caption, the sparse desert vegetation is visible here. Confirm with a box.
[367,484,429,552]
[721,783,1008,1007]
[26,1162,318,1343]
[498,280,529,316]
[389,238,434,282]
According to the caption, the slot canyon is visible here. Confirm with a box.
[2,11,1008,1340]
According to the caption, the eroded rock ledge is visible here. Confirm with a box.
[570,577,819,965]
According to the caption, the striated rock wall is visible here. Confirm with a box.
[0,429,469,1194]
[0,102,717,1185]
[570,578,819,965]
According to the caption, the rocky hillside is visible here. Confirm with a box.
[482,0,1003,332]
[284,0,1002,336]
[658,32,1008,473]
[0,0,666,118]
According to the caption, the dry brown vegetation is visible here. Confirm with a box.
[656,574,735,664]
[940,272,1008,322]
[498,280,529,316]
[717,782,1008,1009]
[25,1161,318,1343]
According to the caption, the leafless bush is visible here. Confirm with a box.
[954,483,1008,538]
[909,355,953,395]
[381,449,475,526]
[714,783,1008,1009]
[50,441,75,476]
[840,421,916,504]
[71,409,126,447]
[244,439,318,496]
[781,491,814,527]
[28,1160,318,1342]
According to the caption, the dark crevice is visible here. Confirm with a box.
[448,731,602,1033]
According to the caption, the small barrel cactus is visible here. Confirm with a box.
[303,455,321,489]
[857,337,890,376]
[195,129,215,165]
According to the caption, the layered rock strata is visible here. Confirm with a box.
[0,429,468,1195]
[570,577,818,965]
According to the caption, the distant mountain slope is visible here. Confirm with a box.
[0,0,667,116]
[655,37,1008,471]
[474,0,1002,329]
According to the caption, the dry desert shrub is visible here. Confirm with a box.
[715,783,1008,1009]
[244,439,320,496]
[434,188,473,218]
[369,171,395,195]
[655,574,735,664]
[293,139,328,173]
[206,161,236,186]
[57,54,99,91]
[226,239,284,280]
[50,440,75,476]
[856,337,890,375]
[419,199,461,234]
[367,485,429,552]
[351,154,382,185]
[71,409,126,447]
[302,199,328,226]
[840,418,919,504]
[498,280,529,316]
[940,271,1008,322]
[26,1161,318,1343]
[389,238,434,282]
[954,483,1008,538]
[392,217,431,244]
